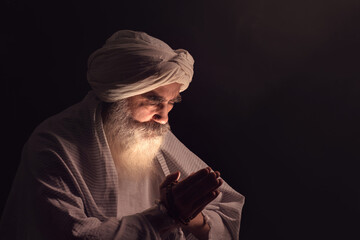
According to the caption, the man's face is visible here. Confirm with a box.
[102,82,182,177]
[127,82,182,125]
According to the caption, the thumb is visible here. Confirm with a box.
[160,171,181,188]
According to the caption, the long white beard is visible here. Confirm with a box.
[102,100,170,180]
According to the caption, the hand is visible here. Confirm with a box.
[160,167,223,224]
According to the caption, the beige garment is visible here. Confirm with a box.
[0,92,245,239]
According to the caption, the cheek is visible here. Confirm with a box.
[131,106,154,122]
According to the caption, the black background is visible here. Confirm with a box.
[2,0,360,239]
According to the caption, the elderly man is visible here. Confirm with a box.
[0,30,244,239]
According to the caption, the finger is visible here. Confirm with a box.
[174,174,222,212]
[195,189,220,211]
[174,167,211,193]
[187,190,220,220]
[203,172,223,191]
[185,172,222,202]
[160,171,181,189]
[217,178,224,188]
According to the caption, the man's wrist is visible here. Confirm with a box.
[142,201,180,234]
[182,213,210,240]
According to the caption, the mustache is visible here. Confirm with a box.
[128,118,170,136]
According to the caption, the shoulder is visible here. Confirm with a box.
[23,92,105,166]
[29,92,100,147]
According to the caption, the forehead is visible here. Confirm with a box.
[144,82,182,99]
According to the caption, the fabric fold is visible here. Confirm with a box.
[87,30,194,102]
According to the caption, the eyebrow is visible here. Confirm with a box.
[142,92,182,103]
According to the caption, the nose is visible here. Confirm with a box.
[152,103,172,124]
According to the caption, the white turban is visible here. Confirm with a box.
[87,30,194,102]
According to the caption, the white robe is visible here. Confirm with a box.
[0,92,244,240]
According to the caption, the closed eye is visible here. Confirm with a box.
[142,93,182,106]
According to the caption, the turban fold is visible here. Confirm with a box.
[87,30,194,102]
